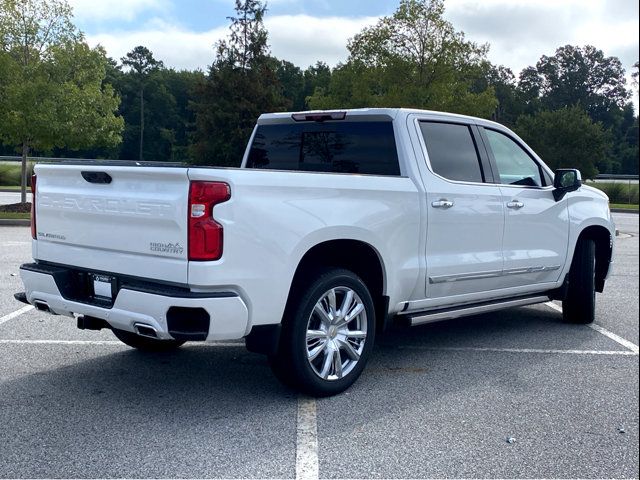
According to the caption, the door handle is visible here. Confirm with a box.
[507,200,524,209]
[432,199,454,209]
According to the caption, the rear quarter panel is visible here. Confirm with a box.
[187,168,421,330]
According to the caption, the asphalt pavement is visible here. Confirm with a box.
[0,213,638,478]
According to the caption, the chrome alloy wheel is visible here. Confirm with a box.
[305,286,368,381]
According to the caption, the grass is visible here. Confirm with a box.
[0,163,34,187]
[610,203,639,210]
[0,212,30,220]
[0,185,22,190]
[587,181,639,205]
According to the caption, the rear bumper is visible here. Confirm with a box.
[19,263,249,341]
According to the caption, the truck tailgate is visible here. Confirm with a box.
[34,164,190,284]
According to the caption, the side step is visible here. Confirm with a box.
[401,294,551,327]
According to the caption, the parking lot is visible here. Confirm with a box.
[0,213,638,479]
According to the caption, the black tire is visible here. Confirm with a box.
[270,268,376,397]
[112,328,186,352]
[563,238,596,324]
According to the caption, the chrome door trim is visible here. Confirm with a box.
[429,265,561,284]
[429,269,502,284]
[503,265,561,276]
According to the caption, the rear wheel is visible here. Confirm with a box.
[270,268,376,396]
[562,238,596,324]
[112,328,186,352]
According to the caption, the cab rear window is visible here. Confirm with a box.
[246,121,401,176]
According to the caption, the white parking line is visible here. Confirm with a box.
[0,339,122,345]
[544,301,563,314]
[401,346,637,356]
[0,305,34,327]
[589,324,640,355]
[0,339,245,346]
[296,397,319,480]
[545,302,639,354]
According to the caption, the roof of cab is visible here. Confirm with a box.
[257,108,506,131]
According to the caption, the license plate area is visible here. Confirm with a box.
[89,274,116,305]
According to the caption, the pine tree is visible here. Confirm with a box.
[191,0,288,166]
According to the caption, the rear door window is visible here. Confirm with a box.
[419,122,485,183]
[246,121,400,176]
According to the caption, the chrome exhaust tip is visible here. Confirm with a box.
[133,323,158,339]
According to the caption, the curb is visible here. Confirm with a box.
[0,219,30,226]
[611,208,639,214]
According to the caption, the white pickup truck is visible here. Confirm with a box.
[17,108,615,396]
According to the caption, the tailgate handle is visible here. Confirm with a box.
[81,171,112,184]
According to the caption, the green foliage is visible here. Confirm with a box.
[303,62,331,105]
[121,46,163,80]
[0,163,22,185]
[471,63,521,126]
[309,0,497,117]
[0,162,34,185]
[0,0,124,151]
[524,45,630,124]
[0,0,123,201]
[120,46,164,160]
[516,45,636,175]
[0,0,637,178]
[54,60,204,162]
[190,0,289,166]
[588,182,639,205]
[274,59,305,110]
[514,106,607,179]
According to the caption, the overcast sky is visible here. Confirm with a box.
[70,0,639,104]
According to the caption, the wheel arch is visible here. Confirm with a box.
[286,239,389,332]
[574,224,613,293]
[246,238,390,356]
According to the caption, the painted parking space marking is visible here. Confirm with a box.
[0,339,122,346]
[296,396,319,480]
[2,339,635,356]
[589,324,639,354]
[0,339,245,346]
[545,301,639,354]
[544,301,564,314]
[400,345,637,356]
[0,305,34,327]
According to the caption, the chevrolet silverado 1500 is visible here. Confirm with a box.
[16,108,615,396]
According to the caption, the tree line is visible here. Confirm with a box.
[1,0,638,202]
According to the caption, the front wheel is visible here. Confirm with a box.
[563,238,596,324]
[270,268,376,396]
[112,328,186,352]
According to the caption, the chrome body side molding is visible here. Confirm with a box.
[429,265,561,284]
[503,265,561,276]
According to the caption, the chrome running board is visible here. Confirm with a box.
[403,294,551,326]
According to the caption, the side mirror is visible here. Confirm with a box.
[553,169,582,201]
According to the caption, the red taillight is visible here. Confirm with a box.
[188,181,231,261]
[30,174,36,240]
